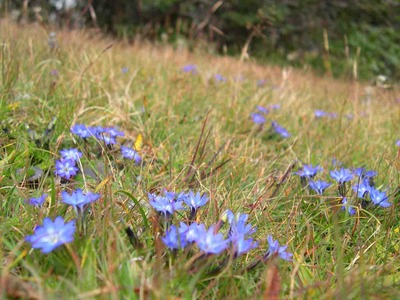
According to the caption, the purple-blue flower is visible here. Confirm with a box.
[330,168,353,184]
[26,194,48,207]
[352,167,377,179]
[104,127,124,138]
[369,188,391,207]
[95,131,117,145]
[60,148,82,162]
[196,226,229,254]
[232,235,258,256]
[228,213,258,256]
[257,106,269,114]
[183,191,209,211]
[352,180,372,198]
[341,197,356,215]
[121,67,129,74]
[214,74,226,82]
[179,222,206,243]
[265,235,292,261]
[162,225,187,249]
[71,124,92,139]
[148,193,184,215]
[396,140,400,147]
[121,146,142,164]
[228,213,256,237]
[90,126,105,136]
[61,188,100,211]
[251,113,266,124]
[295,164,322,178]
[55,159,79,179]
[272,121,290,138]
[182,64,197,75]
[25,216,76,253]
[309,180,331,195]
[314,110,328,118]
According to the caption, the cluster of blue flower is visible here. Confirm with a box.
[150,190,292,261]
[25,189,100,253]
[25,124,142,253]
[295,164,392,215]
[53,125,141,181]
[250,105,290,138]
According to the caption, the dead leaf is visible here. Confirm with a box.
[263,264,281,300]
[0,275,41,300]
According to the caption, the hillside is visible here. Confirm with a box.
[1,21,400,299]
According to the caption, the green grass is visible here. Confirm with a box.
[1,21,400,299]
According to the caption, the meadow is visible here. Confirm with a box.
[1,21,400,299]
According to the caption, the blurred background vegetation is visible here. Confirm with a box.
[2,0,400,81]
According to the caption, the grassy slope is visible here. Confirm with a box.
[1,21,400,299]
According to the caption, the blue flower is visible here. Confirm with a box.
[228,213,258,256]
[162,225,187,249]
[233,236,258,256]
[369,188,391,207]
[148,193,184,215]
[352,180,372,198]
[266,235,292,261]
[183,191,209,211]
[214,74,226,82]
[61,189,100,211]
[26,194,48,207]
[341,197,356,215]
[352,167,377,179]
[95,129,117,145]
[251,113,266,124]
[90,126,105,136]
[295,164,322,178]
[182,64,198,75]
[330,168,353,184]
[228,213,256,237]
[71,124,92,139]
[257,106,269,114]
[314,110,328,118]
[196,226,228,254]
[121,146,142,164]
[55,159,79,179]
[309,180,331,195]
[121,67,129,74]
[396,140,400,147]
[271,121,290,138]
[60,148,82,162]
[25,216,76,253]
[104,127,124,138]
[179,222,206,243]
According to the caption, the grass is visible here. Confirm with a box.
[1,20,400,299]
